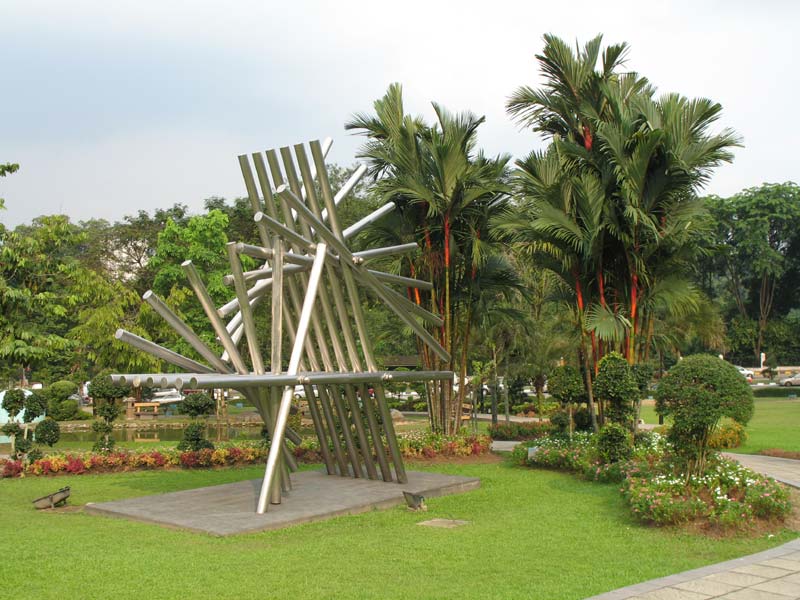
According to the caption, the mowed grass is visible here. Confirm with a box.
[639,397,800,454]
[1,461,796,600]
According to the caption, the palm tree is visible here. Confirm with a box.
[500,34,740,425]
[347,84,515,433]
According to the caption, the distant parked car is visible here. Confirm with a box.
[734,366,754,382]
[779,373,800,387]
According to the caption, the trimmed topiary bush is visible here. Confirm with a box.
[594,352,639,426]
[597,423,633,463]
[655,354,754,478]
[34,418,61,447]
[179,392,215,419]
[177,422,215,451]
[548,365,585,405]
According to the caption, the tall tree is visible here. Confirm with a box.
[706,182,800,362]
[499,34,739,426]
[347,84,516,433]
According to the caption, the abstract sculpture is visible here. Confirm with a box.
[111,138,453,513]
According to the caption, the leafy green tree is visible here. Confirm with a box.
[0,162,19,212]
[655,354,753,478]
[707,183,800,362]
[0,216,85,381]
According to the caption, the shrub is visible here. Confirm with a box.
[597,423,633,463]
[514,401,559,416]
[2,388,25,418]
[22,391,47,423]
[573,407,593,431]
[594,352,639,426]
[708,422,747,449]
[548,365,585,405]
[43,381,83,421]
[656,354,754,478]
[34,418,61,447]
[179,392,215,419]
[177,422,215,451]
[549,411,569,434]
[488,421,554,441]
[89,373,130,402]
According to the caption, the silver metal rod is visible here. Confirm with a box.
[320,163,368,222]
[142,291,233,373]
[182,261,250,374]
[309,140,410,482]
[227,242,265,374]
[278,184,450,362]
[342,202,396,240]
[359,384,392,481]
[368,270,434,291]
[304,390,336,474]
[324,384,363,477]
[354,269,443,326]
[114,329,215,374]
[257,243,327,514]
[344,384,378,479]
[353,243,419,261]
[109,370,453,389]
[254,212,315,251]
[218,277,272,317]
[223,262,310,286]
[310,383,348,475]
[238,155,271,248]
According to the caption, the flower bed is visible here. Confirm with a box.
[0,431,492,479]
[396,430,491,459]
[515,432,791,529]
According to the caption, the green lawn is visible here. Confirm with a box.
[1,461,795,599]
[640,397,800,454]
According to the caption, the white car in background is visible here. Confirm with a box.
[734,366,754,382]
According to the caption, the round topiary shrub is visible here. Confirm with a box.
[597,422,633,463]
[655,354,754,478]
[34,418,61,447]
[177,422,214,451]
[2,389,26,419]
[594,352,639,426]
[548,366,585,405]
[179,392,215,419]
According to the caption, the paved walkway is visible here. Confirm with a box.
[725,453,800,489]
[588,539,800,599]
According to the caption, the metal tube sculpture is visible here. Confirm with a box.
[111,138,452,514]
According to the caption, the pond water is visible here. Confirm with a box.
[0,423,264,452]
[60,424,264,444]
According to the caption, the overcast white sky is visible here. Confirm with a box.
[1,0,797,227]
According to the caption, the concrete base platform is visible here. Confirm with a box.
[85,469,480,536]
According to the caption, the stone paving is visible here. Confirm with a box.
[85,469,480,536]
[587,539,800,599]
[725,454,800,489]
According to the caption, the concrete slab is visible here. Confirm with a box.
[85,469,480,536]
